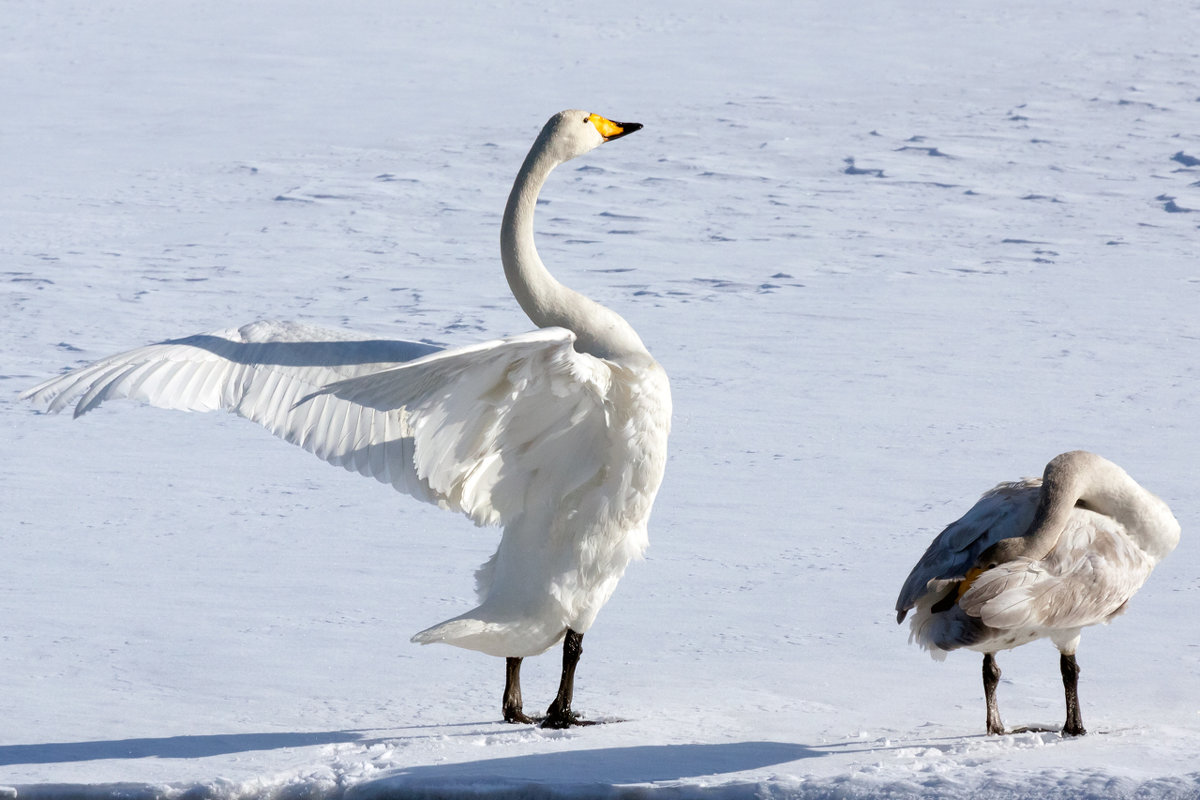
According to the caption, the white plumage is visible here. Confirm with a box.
[22,110,671,728]
[896,451,1179,735]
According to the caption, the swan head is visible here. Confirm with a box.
[1041,450,1125,514]
[536,110,642,164]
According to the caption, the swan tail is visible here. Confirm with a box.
[411,618,495,649]
[410,613,565,659]
[906,588,990,659]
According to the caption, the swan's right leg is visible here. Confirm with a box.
[983,652,1005,735]
[1060,652,1086,736]
[503,656,534,724]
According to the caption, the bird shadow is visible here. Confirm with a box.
[0,730,366,766]
[358,740,819,791]
[0,730,817,789]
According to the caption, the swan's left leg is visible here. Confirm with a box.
[503,657,535,724]
[541,629,596,729]
[1060,652,1086,736]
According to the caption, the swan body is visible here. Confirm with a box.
[896,451,1179,735]
[22,110,670,727]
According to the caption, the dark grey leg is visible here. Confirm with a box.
[984,652,1005,735]
[503,657,534,724]
[1060,653,1086,736]
[542,629,596,729]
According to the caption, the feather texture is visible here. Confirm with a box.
[22,110,673,672]
[896,452,1179,659]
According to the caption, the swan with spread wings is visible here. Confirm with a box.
[23,110,672,729]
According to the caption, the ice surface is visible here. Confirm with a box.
[3,0,1199,797]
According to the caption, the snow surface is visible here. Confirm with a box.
[4,0,1200,797]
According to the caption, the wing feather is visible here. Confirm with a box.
[896,479,1042,619]
[245,367,285,424]
[317,326,610,527]
[355,409,381,477]
[962,513,1157,631]
[23,321,610,529]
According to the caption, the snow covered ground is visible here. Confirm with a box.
[4,0,1200,796]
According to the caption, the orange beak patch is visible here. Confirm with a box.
[957,565,986,600]
[589,113,642,141]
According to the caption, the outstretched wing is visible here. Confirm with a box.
[895,479,1041,621]
[313,326,611,527]
[22,321,610,526]
[23,321,441,414]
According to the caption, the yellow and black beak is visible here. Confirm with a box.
[589,113,643,142]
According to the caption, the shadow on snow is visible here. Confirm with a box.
[3,733,817,796]
[359,741,818,790]
[0,730,364,766]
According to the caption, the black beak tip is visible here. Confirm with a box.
[606,121,643,141]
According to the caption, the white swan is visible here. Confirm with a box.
[895,451,1179,735]
[21,110,672,729]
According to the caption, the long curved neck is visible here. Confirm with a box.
[1023,451,1180,562]
[1020,475,1079,561]
[501,138,649,362]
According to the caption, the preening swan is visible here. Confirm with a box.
[895,451,1179,736]
[22,110,671,729]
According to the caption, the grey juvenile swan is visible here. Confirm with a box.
[22,110,672,729]
[896,451,1179,736]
